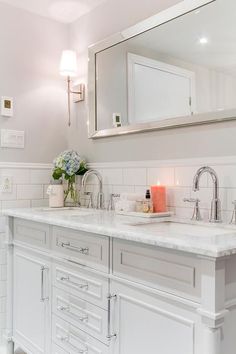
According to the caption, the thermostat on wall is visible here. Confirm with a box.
[1,96,13,117]
[113,113,122,128]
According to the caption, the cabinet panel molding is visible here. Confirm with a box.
[14,218,50,249]
[113,239,201,300]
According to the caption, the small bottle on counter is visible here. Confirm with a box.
[136,189,153,213]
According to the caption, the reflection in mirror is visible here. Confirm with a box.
[95,0,236,132]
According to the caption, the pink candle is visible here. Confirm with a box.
[151,184,167,213]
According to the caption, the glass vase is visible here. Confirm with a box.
[64,177,79,207]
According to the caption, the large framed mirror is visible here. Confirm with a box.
[88,0,236,138]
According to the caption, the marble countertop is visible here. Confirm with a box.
[4,207,236,258]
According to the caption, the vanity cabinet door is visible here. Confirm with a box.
[110,281,195,354]
[13,247,51,354]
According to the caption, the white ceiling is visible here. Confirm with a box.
[0,0,107,23]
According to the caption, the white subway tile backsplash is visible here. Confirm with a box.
[123,168,146,186]
[134,185,149,196]
[167,187,191,208]
[147,168,175,186]
[112,185,135,195]
[17,185,44,200]
[0,185,17,201]
[102,169,123,185]
[226,189,236,211]
[0,169,30,184]
[43,185,49,199]
[175,166,208,187]
[30,169,52,184]
[212,165,236,188]
[172,207,194,220]
[2,200,31,209]
[31,199,49,208]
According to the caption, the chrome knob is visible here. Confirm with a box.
[183,198,202,221]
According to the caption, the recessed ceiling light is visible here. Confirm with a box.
[199,37,208,44]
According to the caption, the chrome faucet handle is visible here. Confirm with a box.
[107,194,120,211]
[183,198,202,221]
[84,191,94,209]
[230,200,236,224]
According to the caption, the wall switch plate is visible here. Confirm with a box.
[1,96,13,117]
[0,176,13,193]
[0,129,25,148]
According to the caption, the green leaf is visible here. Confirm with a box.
[52,168,62,180]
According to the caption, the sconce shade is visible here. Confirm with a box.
[60,50,78,77]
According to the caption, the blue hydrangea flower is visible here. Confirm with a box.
[53,150,82,176]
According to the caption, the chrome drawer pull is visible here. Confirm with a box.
[56,330,88,353]
[57,305,88,322]
[40,266,49,302]
[59,242,89,255]
[107,294,117,340]
[57,276,89,290]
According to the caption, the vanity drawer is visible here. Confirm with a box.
[14,218,50,249]
[113,239,201,301]
[53,263,109,309]
[52,227,109,273]
[53,287,108,344]
[53,316,109,354]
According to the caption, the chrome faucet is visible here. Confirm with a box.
[193,166,221,223]
[81,170,104,209]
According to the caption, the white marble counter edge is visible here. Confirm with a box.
[3,209,236,258]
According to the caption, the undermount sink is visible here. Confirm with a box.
[130,220,233,237]
[38,207,97,217]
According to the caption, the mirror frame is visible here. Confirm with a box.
[88,0,236,139]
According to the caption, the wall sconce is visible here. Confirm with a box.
[59,50,85,127]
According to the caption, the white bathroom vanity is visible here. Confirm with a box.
[3,208,236,354]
